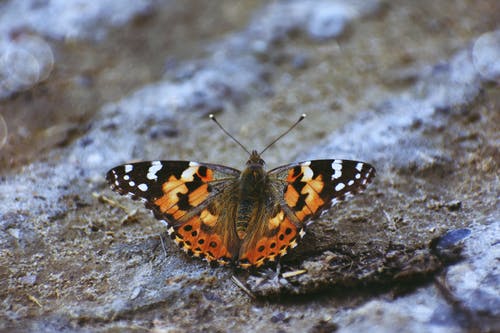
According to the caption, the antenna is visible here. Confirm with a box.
[209,113,306,156]
[209,114,252,155]
[259,113,306,155]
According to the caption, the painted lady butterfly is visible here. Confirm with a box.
[106,115,375,269]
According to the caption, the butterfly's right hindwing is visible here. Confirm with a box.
[107,161,242,265]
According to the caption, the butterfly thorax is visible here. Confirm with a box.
[235,150,268,239]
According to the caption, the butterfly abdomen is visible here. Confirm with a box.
[235,163,268,240]
[235,198,253,239]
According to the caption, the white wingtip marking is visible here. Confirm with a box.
[147,162,163,180]
[335,183,345,191]
[331,160,343,179]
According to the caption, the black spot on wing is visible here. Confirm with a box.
[198,165,208,178]
[176,191,193,211]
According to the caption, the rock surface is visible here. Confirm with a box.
[1,0,499,332]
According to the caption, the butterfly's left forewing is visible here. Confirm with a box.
[270,159,376,226]
[107,161,241,264]
[237,159,375,268]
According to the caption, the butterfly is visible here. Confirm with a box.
[106,114,375,269]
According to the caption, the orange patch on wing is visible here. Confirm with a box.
[200,208,218,227]
[198,168,213,182]
[304,190,324,214]
[286,168,301,182]
[285,172,327,221]
[162,175,187,193]
[274,217,299,254]
[239,217,299,268]
[305,175,324,193]
[294,208,309,221]
[268,210,284,230]
[166,205,186,219]
[175,216,233,264]
[284,184,300,207]
[188,184,210,206]
[154,176,188,212]
[297,174,325,219]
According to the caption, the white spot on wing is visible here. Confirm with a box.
[335,183,345,191]
[181,167,197,181]
[355,173,361,179]
[124,164,133,173]
[356,162,363,172]
[147,161,163,180]
[123,175,130,180]
[348,180,354,186]
[138,183,148,191]
[128,181,135,187]
[301,166,314,181]
[331,160,342,179]
[189,161,200,167]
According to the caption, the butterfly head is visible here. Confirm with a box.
[239,150,267,188]
[246,150,265,168]
[244,150,266,181]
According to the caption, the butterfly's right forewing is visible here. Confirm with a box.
[107,161,242,264]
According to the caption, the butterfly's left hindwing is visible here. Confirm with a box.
[236,159,375,269]
[237,204,305,269]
